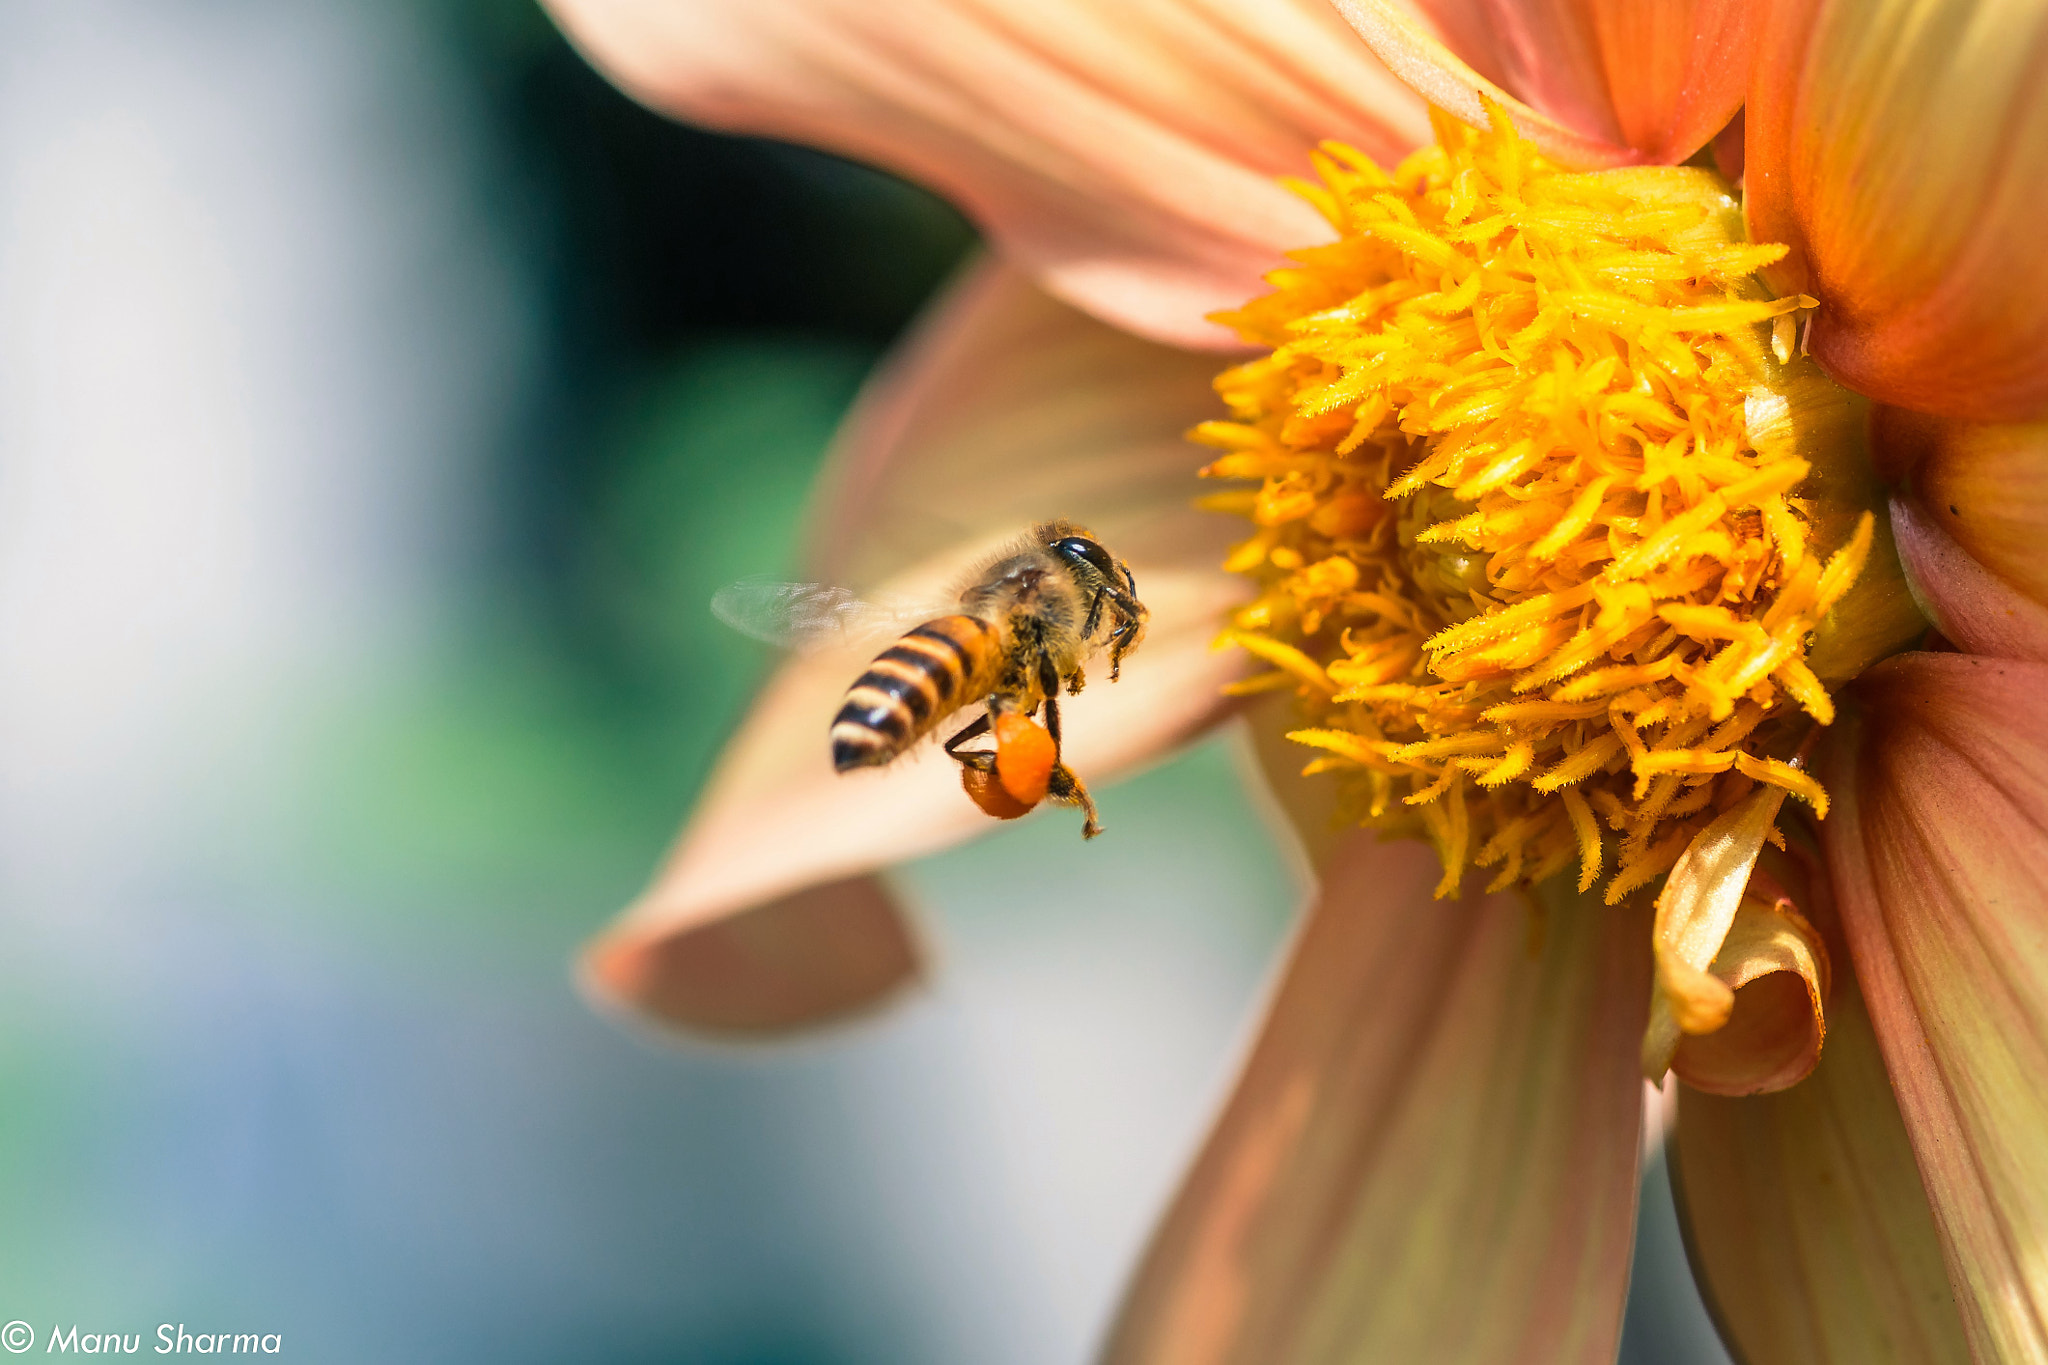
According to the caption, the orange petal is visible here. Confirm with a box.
[1746,0,2048,421]
[1103,835,1646,1363]
[540,0,1431,350]
[1669,892,1831,1096]
[1825,653,2048,1361]
[1671,960,1971,1364]
[1332,0,1758,166]
[580,262,1249,1036]
[1879,408,2048,661]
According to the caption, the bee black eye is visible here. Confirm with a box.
[1052,536,1118,580]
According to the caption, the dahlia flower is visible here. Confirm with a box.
[541,0,2047,1360]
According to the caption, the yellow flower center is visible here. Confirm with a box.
[1202,109,1890,903]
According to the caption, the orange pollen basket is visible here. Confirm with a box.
[1202,107,1873,903]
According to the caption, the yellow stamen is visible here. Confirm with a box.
[1203,107,1884,900]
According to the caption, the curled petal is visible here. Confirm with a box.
[1104,836,1646,1364]
[1672,964,1971,1365]
[1826,653,2048,1361]
[1747,0,2048,421]
[1880,408,2048,660]
[580,262,1248,1035]
[541,0,1431,350]
[1669,894,1831,1096]
[1641,784,1787,1079]
[1332,0,1758,166]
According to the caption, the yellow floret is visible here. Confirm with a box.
[1205,106,1873,901]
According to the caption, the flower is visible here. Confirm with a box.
[541,0,2048,1360]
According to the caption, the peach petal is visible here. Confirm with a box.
[1669,894,1831,1097]
[1332,0,1758,166]
[540,0,1432,350]
[581,874,925,1036]
[1672,963,1971,1364]
[1825,653,2048,1361]
[1907,416,2048,608]
[581,263,1250,1035]
[1102,836,1646,1364]
[1236,693,1346,881]
[1747,0,2048,421]
[803,261,1232,588]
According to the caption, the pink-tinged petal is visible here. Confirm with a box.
[1102,835,1646,1364]
[1890,498,2048,665]
[1331,0,1757,167]
[1825,653,2048,1361]
[1878,408,2048,661]
[540,0,1432,351]
[1672,962,1971,1364]
[1747,0,2048,422]
[581,261,1250,1035]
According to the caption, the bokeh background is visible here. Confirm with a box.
[0,1,1730,1360]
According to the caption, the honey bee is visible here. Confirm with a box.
[715,521,1148,837]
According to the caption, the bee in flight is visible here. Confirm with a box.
[715,521,1147,837]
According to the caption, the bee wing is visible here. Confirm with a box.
[710,580,944,652]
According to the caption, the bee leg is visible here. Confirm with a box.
[1037,651,1062,705]
[1081,587,1106,641]
[942,711,996,773]
[1040,695,1103,839]
[1106,616,1137,681]
[1048,766,1102,838]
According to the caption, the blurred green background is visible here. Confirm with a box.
[0,1,1726,1361]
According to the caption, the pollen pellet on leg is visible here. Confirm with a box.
[1200,110,1887,901]
[961,764,1035,821]
[992,712,1055,807]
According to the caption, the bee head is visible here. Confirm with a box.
[1056,536,1122,585]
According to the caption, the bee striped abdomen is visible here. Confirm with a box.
[831,615,996,772]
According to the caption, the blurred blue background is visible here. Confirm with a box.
[0,1,1728,1360]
